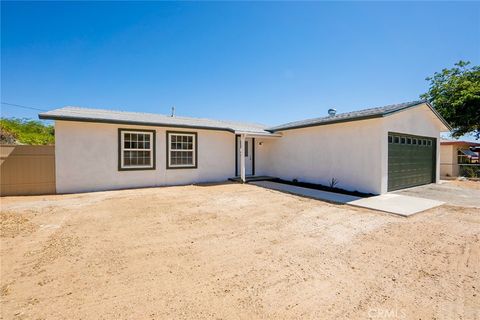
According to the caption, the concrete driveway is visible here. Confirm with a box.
[252,181,445,216]
[394,180,480,208]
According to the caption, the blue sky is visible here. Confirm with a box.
[1,1,479,137]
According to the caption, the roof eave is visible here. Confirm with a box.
[441,141,480,146]
[38,113,237,133]
[268,101,453,133]
[234,130,283,137]
[382,101,452,131]
[425,101,453,131]
[267,114,383,132]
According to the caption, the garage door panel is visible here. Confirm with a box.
[388,133,435,191]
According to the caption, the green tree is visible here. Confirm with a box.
[421,61,480,139]
[0,118,54,145]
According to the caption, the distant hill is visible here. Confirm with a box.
[0,118,54,145]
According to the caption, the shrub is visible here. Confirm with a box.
[0,118,54,145]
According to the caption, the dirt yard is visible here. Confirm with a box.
[1,182,479,319]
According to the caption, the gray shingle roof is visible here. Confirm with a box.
[39,100,451,135]
[267,100,451,131]
[39,106,273,135]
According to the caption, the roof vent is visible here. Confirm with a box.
[171,106,175,117]
[328,108,336,117]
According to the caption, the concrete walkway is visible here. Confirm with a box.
[250,181,361,203]
[252,181,444,217]
[348,194,444,217]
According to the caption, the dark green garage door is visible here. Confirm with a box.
[388,133,436,191]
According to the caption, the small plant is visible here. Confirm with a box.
[460,165,480,178]
[329,177,339,188]
[292,178,298,183]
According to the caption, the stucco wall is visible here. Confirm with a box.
[439,143,475,177]
[54,103,446,194]
[258,104,445,195]
[259,118,384,194]
[440,145,455,177]
[55,121,235,193]
[252,137,279,176]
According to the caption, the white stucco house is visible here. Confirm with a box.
[39,100,451,195]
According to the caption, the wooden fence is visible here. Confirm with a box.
[0,145,55,196]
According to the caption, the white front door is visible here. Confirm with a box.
[237,137,253,176]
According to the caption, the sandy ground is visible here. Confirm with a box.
[1,182,479,319]
[450,180,480,191]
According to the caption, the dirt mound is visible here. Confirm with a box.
[0,212,37,238]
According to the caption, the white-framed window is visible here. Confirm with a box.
[167,131,197,169]
[119,129,155,170]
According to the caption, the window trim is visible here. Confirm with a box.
[118,128,156,171]
[166,131,198,169]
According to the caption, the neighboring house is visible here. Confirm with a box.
[39,100,451,195]
[440,140,480,177]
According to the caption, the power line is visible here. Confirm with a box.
[1,102,48,112]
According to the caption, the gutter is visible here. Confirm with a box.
[266,113,384,132]
[39,114,237,133]
[38,113,279,136]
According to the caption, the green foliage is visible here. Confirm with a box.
[459,165,480,178]
[421,61,480,139]
[0,118,54,145]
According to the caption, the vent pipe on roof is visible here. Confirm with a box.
[328,108,336,116]
[171,106,175,117]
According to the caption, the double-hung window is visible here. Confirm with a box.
[167,131,197,169]
[119,129,155,170]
